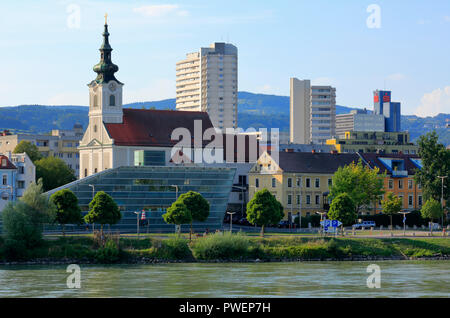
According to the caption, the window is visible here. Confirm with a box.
[94,125,97,133]
[255,178,259,188]
[19,166,24,174]
[388,179,393,189]
[306,195,311,205]
[2,175,7,185]
[18,181,25,189]
[306,178,311,188]
[93,95,98,107]
[94,168,98,173]
[418,195,423,206]
[288,178,292,188]
[315,195,320,205]
[296,177,301,187]
[84,169,88,177]
[408,195,413,207]
[297,195,301,205]
[272,178,276,188]
[328,178,332,187]
[408,180,413,189]
[288,195,292,205]
[1,159,6,167]
[398,179,403,189]
[315,178,320,188]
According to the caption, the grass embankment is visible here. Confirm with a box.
[0,233,449,263]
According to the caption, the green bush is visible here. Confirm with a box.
[191,232,252,260]
[157,238,192,260]
[0,239,28,260]
[95,240,120,263]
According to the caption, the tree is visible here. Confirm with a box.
[246,188,284,237]
[2,179,56,248]
[35,156,76,191]
[50,189,83,236]
[163,201,192,236]
[414,131,450,210]
[20,178,56,225]
[329,160,384,215]
[177,191,210,240]
[421,198,443,235]
[13,140,42,162]
[327,193,356,226]
[381,192,403,233]
[84,191,121,236]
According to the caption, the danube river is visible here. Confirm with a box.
[0,261,448,297]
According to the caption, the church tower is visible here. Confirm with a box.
[88,15,123,131]
[79,16,123,178]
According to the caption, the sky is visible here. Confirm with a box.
[1,0,450,117]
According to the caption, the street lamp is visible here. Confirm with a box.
[134,211,140,239]
[227,211,236,233]
[437,176,447,227]
[88,184,95,233]
[398,210,410,236]
[171,185,179,200]
[316,211,327,236]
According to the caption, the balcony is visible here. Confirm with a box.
[392,170,408,177]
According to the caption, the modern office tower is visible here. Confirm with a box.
[335,109,385,137]
[373,90,401,132]
[176,42,238,131]
[290,78,336,144]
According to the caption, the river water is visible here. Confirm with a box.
[0,261,448,297]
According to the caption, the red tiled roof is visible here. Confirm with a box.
[0,155,16,170]
[104,109,215,147]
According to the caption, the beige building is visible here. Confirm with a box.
[336,109,385,138]
[248,151,360,219]
[176,42,238,131]
[0,125,83,177]
[290,78,336,144]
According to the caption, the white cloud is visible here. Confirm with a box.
[444,16,450,22]
[415,86,450,117]
[133,4,188,18]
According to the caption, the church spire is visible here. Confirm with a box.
[92,15,122,84]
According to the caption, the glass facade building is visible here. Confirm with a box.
[45,166,236,232]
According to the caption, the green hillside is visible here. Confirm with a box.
[0,92,448,145]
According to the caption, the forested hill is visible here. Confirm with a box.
[0,92,448,145]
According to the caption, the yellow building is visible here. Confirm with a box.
[326,131,418,155]
[248,151,360,220]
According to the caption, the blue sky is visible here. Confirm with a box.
[1,0,450,116]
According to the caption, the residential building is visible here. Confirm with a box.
[0,154,17,211]
[290,78,336,144]
[359,153,423,213]
[0,125,83,177]
[373,90,401,132]
[176,42,238,131]
[335,109,385,138]
[326,131,418,154]
[9,152,35,198]
[45,165,236,232]
[248,151,360,219]
[280,143,335,153]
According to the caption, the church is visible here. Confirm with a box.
[78,19,259,179]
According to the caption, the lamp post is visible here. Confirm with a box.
[316,211,327,236]
[437,176,447,227]
[398,210,410,237]
[227,211,236,233]
[134,211,140,239]
[88,184,95,233]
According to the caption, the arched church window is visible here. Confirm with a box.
[109,95,115,106]
[94,125,97,133]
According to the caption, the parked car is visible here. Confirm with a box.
[352,221,376,229]
[278,220,290,228]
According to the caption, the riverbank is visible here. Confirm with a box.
[0,233,449,265]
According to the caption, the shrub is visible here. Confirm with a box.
[191,232,252,260]
[0,239,28,260]
[157,238,192,260]
[95,239,120,263]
